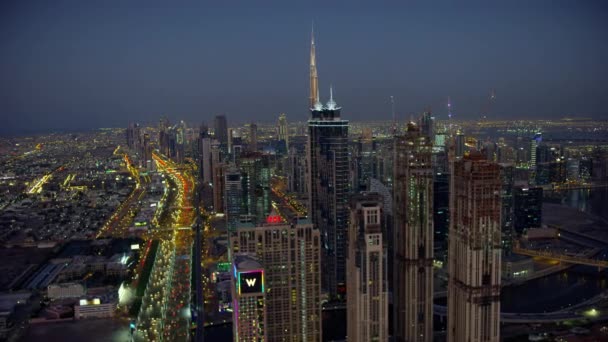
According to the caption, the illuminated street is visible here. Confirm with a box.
[133,153,195,342]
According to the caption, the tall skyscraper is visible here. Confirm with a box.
[448,154,502,342]
[308,88,349,296]
[420,110,435,141]
[455,131,465,159]
[306,28,350,296]
[286,146,307,194]
[530,132,542,172]
[199,123,212,184]
[499,163,515,253]
[354,130,377,191]
[277,113,289,151]
[249,123,258,152]
[230,218,322,341]
[126,122,141,151]
[214,114,229,151]
[211,140,225,213]
[225,166,243,232]
[309,26,319,109]
[513,186,543,234]
[346,193,388,342]
[240,153,271,224]
[231,254,266,341]
[393,122,434,341]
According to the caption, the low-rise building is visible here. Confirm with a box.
[502,254,534,280]
[74,299,114,320]
[47,283,85,300]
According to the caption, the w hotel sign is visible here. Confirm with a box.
[238,270,264,294]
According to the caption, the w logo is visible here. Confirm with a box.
[245,278,257,287]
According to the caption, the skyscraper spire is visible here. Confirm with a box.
[309,22,319,109]
[326,85,339,110]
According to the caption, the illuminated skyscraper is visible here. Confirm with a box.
[455,131,465,159]
[174,120,186,164]
[354,129,377,191]
[286,146,307,194]
[393,122,434,341]
[499,163,515,253]
[277,113,289,151]
[225,165,243,232]
[308,87,349,296]
[240,152,271,224]
[448,154,502,342]
[214,114,229,152]
[211,140,225,213]
[230,219,322,341]
[231,254,266,341]
[513,186,542,234]
[420,110,434,141]
[346,193,388,342]
[530,133,541,163]
[126,122,141,151]
[199,123,212,184]
[249,123,258,152]
[306,27,349,296]
[309,26,319,109]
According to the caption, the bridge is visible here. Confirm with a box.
[512,223,608,269]
[150,226,193,231]
[433,305,601,324]
[512,246,608,269]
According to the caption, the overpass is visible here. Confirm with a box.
[512,246,608,269]
[323,301,599,324]
[433,304,596,324]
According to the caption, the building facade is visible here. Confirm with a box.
[231,255,267,341]
[278,113,289,151]
[214,114,229,151]
[346,193,388,342]
[513,186,543,234]
[393,122,434,341]
[225,166,243,232]
[304,27,351,296]
[448,154,502,342]
[307,90,349,296]
[230,219,322,341]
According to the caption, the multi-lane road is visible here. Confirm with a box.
[134,153,195,342]
[96,153,147,238]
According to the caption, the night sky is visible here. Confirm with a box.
[1,0,607,135]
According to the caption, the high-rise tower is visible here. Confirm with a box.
[347,192,388,342]
[231,254,267,341]
[277,113,289,151]
[230,219,322,341]
[448,154,502,342]
[309,25,319,109]
[214,114,229,152]
[225,166,243,232]
[249,123,258,152]
[393,121,434,341]
[308,87,349,297]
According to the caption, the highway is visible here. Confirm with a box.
[96,153,147,238]
[134,153,195,342]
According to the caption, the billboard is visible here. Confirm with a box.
[238,270,264,294]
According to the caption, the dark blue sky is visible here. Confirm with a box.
[1,1,607,134]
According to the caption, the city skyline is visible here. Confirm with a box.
[2,2,608,342]
[2,1,608,135]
